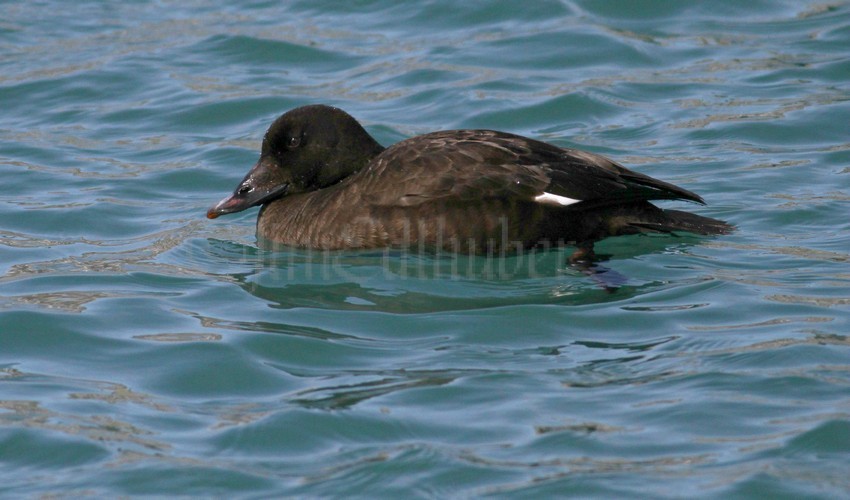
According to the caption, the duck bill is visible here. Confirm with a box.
[206,157,289,219]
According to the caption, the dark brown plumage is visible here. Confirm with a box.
[208,104,731,259]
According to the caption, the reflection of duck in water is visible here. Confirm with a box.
[208,104,731,264]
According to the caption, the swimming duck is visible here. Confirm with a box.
[207,104,730,262]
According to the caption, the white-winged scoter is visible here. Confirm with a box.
[208,104,731,262]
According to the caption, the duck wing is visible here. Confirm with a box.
[359,130,704,208]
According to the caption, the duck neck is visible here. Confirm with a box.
[316,141,385,188]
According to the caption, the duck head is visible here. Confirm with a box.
[207,104,384,219]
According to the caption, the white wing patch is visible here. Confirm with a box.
[534,191,582,207]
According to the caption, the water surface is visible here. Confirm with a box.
[2,1,850,497]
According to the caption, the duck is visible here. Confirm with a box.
[207,104,731,263]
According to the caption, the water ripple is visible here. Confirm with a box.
[2,0,850,497]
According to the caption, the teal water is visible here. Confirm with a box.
[2,0,850,497]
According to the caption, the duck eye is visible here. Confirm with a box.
[287,136,301,149]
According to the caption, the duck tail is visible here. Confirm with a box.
[631,209,733,236]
